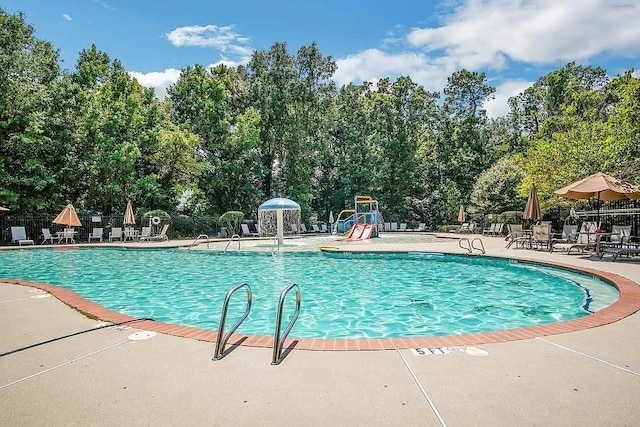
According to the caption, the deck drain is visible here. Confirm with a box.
[465,346,489,357]
[128,331,156,341]
[30,294,51,299]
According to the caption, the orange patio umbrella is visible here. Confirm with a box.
[555,172,640,223]
[124,200,136,226]
[457,205,466,223]
[53,203,82,227]
[523,184,541,221]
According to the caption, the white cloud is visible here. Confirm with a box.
[334,48,453,92]
[62,14,72,21]
[166,24,253,58]
[129,68,182,99]
[484,79,533,118]
[407,0,640,70]
[129,59,251,99]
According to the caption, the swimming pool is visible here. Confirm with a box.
[0,248,618,338]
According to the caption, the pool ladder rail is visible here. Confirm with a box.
[458,237,485,254]
[213,283,252,360]
[212,282,301,365]
[272,283,301,365]
[188,234,210,249]
[224,233,241,252]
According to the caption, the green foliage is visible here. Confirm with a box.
[471,157,525,214]
[218,211,244,234]
[2,9,639,238]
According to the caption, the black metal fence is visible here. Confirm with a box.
[1,214,223,245]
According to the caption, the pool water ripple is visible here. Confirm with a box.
[0,248,619,339]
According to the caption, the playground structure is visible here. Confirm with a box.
[333,195,382,240]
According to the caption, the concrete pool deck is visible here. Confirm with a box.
[1,233,639,425]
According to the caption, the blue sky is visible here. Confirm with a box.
[3,0,640,117]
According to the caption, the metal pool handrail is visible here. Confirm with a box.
[189,234,209,249]
[213,283,252,360]
[224,234,240,252]
[458,237,485,254]
[272,283,301,365]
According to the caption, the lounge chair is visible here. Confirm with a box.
[139,226,152,240]
[552,221,599,253]
[483,223,496,236]
[493,223,504,236]
[299,224,309,233]
[311,224,321,233]
[390,222,398,231]
[467,223,476,234]
[109,227,122,242]
[399,223,407,232]
[241,223,258,237]
[551,225,578,247]
[218,227,228,238]
[141,224,169,242]
[88,227,103,243]
[290,224,299,234]
[384,222,391,231]
[320,224,328,233]
[11,226,34,246]
[41,228,60,244]
[417,223,426,231]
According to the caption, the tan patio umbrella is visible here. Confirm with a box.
[457,205,466,223]
[523,184,541,221]
[123,200,136,226]
[329,211,334,224]
[555,172,640,223]
[0,206,9,212]
[53,203,82,227]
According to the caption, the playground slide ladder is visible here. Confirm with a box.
[458,237,486,254]
[272,283,301,365]
[213,283,252,360]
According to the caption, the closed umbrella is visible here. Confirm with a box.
[124,200,136,226]
[457,205,466,223]
[523,184,541,221]
[555,172,640,224]
[0,206,9,212]
[53,203,82,227]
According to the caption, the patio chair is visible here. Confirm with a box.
[218,227,228,238]
[483,223,496,236]
[320,224,328,233]
[41,228,60,244]
[399,223,407,231]
[532,224,552,251]
[552,221,599,253]
[141,224,169,242]
[139,227,152,240]
[88,227,103,243]
[299,224,310,233]
[417,223,426,231]
[467,223,476,234]
[241,223,258,237]
[384,222,391,231]
[311,224,321,233]
[390,222,398,231]
[551,224,578,247]
[108,227,122,242]
[11,226,34,246]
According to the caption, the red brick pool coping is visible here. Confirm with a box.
[3,256,640,351]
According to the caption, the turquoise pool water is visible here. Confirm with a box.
[0,248,619,338]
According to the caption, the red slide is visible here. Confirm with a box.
[346,224,374,240]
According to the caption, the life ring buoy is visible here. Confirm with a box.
[151,216,161,225]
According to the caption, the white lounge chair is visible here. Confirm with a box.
[109,227,122,242]
[311,224,320,233]
[41,228,60,244]
[11,226,34,246]
[141,224,169,242]
[88,228,103,243]
[139,227,151,239]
